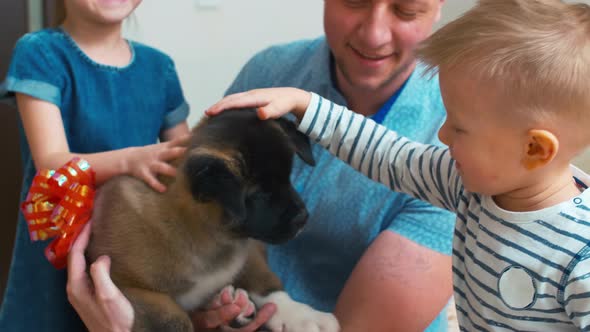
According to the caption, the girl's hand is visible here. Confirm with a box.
[191,286,276,332]
[67,222,134,332]
[205,88,312,121]
[125,134,190,192]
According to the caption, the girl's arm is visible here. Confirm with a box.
[17,93,188,192]
[160,121,190,142]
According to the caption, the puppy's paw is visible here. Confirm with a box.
[252,291,340,332]
[229,288,257,327]
[210,286,256,328]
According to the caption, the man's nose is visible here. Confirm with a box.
[357,5,393,48]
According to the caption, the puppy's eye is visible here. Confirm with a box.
[247,191,272,203]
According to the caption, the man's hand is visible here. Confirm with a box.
[191,286,276,332]
[67,222,134,332]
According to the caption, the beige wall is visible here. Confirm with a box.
[574,149,590,172]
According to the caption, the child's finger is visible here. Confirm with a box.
[206,91,269,116]
[160,146,187,161]
[204,93,245,116]
[144,173,166,193]
[257,107,281,120]
[154,162,177,178]
[168,134,191,147]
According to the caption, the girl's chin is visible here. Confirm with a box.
[97,0,130,7]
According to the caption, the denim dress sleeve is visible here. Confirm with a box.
[4,33,67,107]
[161,58,189,131]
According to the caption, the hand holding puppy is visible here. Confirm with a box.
[191,286,276,332]
[206,88,312,121]
[68,223,275,332]
[67,222,134,332]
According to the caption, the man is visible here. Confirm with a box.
[67,1,454,331]
[196,0,455,330]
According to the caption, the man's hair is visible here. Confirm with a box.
[417,0,590,119]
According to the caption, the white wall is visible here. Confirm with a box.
[125,0,480,125]
[125,0,590,171]
[125,0,323,126]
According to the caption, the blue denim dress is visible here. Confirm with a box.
[0,28,189,331]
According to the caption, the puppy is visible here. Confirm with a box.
[86,110,340,332]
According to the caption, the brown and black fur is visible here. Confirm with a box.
[86,110,316,332]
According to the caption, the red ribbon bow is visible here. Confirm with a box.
[20,157,96,269]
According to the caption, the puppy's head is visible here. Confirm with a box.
[184,109,315,244]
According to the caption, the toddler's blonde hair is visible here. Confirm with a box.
[417,0,590,124]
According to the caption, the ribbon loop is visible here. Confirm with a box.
[20,157,96,269]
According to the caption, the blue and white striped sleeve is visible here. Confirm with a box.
[563,255,590,330]
[298,92,462,212]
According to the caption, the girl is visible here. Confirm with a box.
[0,0,190,330]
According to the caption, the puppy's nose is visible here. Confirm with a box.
[290,210,308,229]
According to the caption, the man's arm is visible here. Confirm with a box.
[334,231,453,332]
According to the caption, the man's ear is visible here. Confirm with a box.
[184,154,246,222]
[522,129,559,170]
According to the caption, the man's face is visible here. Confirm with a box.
[324,0,443,92]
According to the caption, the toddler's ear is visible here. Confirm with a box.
[522,129,559,170]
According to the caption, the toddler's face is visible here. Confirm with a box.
[437,68,529,196]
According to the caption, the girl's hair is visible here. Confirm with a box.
[417,0,590,120]
[53,0,66,26]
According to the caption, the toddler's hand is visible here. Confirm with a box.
[205,88,312,121]
[126,134,190,192]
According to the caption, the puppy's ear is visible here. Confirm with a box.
[184,155,246,222]
[276,118,316,166]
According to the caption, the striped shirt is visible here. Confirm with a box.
[300,93,590,331]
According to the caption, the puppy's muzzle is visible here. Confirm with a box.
[289,209,308,230]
